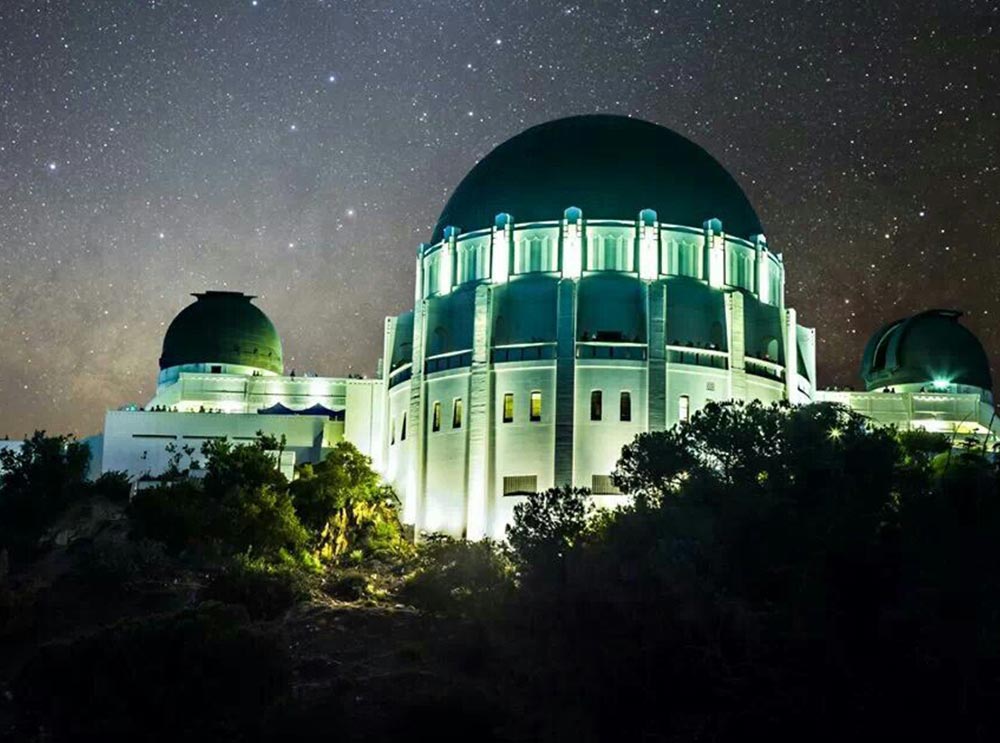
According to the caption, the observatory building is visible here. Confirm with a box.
[99,115,997,540]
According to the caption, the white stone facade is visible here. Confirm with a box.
[381,211,817,540]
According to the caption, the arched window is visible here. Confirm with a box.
[453,398,463,428]
[590,390,603,421]
[620,391,632,422]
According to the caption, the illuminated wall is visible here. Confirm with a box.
[383,209,815,540]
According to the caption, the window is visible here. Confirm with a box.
[400,413,407,441]
[620,391,632,422]
[210,365,222,374]
[452,398,463,428]
[678,395,690,422]
[530,391,542,422]
[590,390,603,421]
[390,419,395,445]
[432,401,441,432]
[592,475,622,495]
[503,393,514,423]
[503,475,538,496]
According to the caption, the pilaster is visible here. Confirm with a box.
[727,291,747,401]
[646,281,667,430]
[465,284,493,540]
[784,307,798,403]
[554,279,578,487]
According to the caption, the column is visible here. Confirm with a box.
[554,279,578,487]
[465,284,494,540]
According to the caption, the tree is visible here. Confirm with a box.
[290,442,406,561]
[0,432,91,559]
[130,434,308,563]
[505,486,592,584]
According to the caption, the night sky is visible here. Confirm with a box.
[1,0,998,437]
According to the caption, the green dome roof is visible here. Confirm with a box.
[860,309,992,392]
[159,291,283,374]
[432,115,763,242]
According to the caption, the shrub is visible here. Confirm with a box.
[322,567,371,601]
[399,536,514,618]
[128,436,310,564]
[89,470,132,503]
[76,536,171,587]
[200,556,314,620]
[12,602,290,742]
[0,432,91,561]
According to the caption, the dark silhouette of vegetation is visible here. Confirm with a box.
[6,404,1000,741]
[200,556,314,620]
[13,602,290,742]
[400,536,514,619]
[0,433,91,561]
[499,400,1000,740]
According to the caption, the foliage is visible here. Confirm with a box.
[0,432,91,559]
[505,486,593,586]
[200,555,314,620]
[129,434,309,564]
[400,536,514,618]
[322,567,372,601]
[76,536,171,588]
[89,470,132,503]
[499,400,1000,740]
[12,602,290,742]
[292,442,408,562]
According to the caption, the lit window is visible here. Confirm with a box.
[400,413,407,440]
[590,390,603,421]
[678,395,690,422]
[530,391,542,422]
[620,391,631,422]
[432,401,441,432]
[453,398,463,428]
[503,393,514,423]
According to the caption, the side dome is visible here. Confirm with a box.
[159,291,283,374]
[432,114,762,242]
[860,309,992,392]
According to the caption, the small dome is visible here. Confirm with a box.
[432,115,762,242]
[160,291,283,374]
[860,309,991,392]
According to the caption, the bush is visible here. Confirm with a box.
[200,556,314,620]
[322,567,370,601]
[89,470,132,503]
[128,436,310,564]
[76,536,171,587]
[399,537,514,618]
[12,602,290,742]
[0,432,91,561]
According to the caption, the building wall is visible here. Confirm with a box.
[379,211,816,540]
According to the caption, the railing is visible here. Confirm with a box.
[576,342,647,361]
[492,343,557,363]
[745,356,785,381]
[666,345,729,370]
[425,350,473,374]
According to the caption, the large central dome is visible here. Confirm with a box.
[432,115,763,242]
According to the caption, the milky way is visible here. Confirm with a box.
[1,0,998,436]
